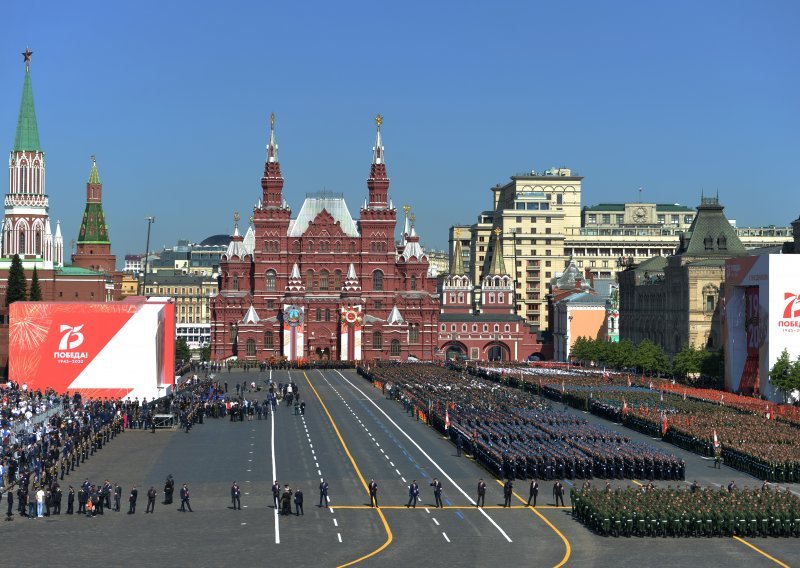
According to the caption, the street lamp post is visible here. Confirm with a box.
[140,216,155,296]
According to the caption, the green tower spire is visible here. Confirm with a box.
[78,157,110,244]
[13,49,41,153]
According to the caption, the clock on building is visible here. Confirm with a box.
[634,206,647,223]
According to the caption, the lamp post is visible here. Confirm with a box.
[140,216,155,296]
[508,227,520,308]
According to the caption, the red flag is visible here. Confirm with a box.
[683,389,687,401]
[661,413,668,436]
[713,429,720,449]
[445,407,451,431]
[622,398,629,414]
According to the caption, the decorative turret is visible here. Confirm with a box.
[286,262,305,293]
[72,156,115,272]
[480,228,513,315]
[367,114,389,209]
[261,113,285,208]
[342,262,361,294]
[451,230,465,276]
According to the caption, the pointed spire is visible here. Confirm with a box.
[241,304,261,325]
[291,263,301,280]
[14,49,41,152]
[402,205,411,245]
[267,112,279,163]
[367,114,389,208]
[372,114,384,165]
[489,228,506,275]
[387,305,405,325]
[346,263,357,280]
[451,230,465,275]
[55,220,62,238]
[88,155,101,184]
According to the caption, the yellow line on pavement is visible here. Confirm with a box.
[732,536,789,568]
[631,479,644,487]
[304,372,393,568]
[495,480,571,568]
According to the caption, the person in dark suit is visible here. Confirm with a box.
[294,488,304,515]
[67,486,75,515]
[273,481,281,509]
[114,484,122,511]
[163,475,174,505]
[146,487,157,513]
[5,488,13,520]
[406,480,419,508]
[180,484,193,512]
[231,482,241,510]
[430,478,443,508]
[128,487,138,514]
[527,480,539,507]
[553,481,564,506]
[319,479,329,508]
[476,479,486,508]
[503,480,513,507]
[368,479,379,508]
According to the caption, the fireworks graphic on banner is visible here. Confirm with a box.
[9,304,52,350]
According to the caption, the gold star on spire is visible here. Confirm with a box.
[403,204,411,217]
[233,211,240,225]
[22,47,33,71]
[375,114,383,131]
[493,227,502,236]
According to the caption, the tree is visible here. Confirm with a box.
[672,344,702,378]
[770,349,800,396]
[175,338,191,364]
[5,254,27,306]
[28,266,42,301]
[570,336,591,362]
[200,345,211,362]
[635,339,670,374]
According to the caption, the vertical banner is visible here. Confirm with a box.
[740,285,760,394]
[282,305,304,361]
[339,306,363,361]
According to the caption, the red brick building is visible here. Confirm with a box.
[210,115,440,362]
[438,228,542,361]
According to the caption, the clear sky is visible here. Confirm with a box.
[2,1,798,264]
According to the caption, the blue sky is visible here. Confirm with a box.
[2,1,798,264]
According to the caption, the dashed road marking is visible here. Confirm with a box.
[433,518,440,526]
[442,532,450,542]
[337,533,342,543]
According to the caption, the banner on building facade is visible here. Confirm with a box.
[340,305,363,361]
[8,298,175,400]
[282,304,304,361]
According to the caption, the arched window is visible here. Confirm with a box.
[232,276,239,291]
[306,270,314,290]
[307,240,314,252]
[462,324,467,332]
[411,275,417,291]
[264,334,274,349]
[293,240,301,253]
[349,242,356,253]
[34,231,41,255]
[504,324,510,332]
[246,338,256,357]
[494,324,499,332]
[320,241,330,253]
[717,235,727,250]
[325,308,331,322]
[316,308,322,321]
[373,270,384,291]
[265,270,276,291]
[409,324,419,343]
[20,163,27,192]
[498,292,504,303]
[390,339,401,356]
[373,332,383,349]
[334,269,342,289]
[334,241,341,253]
[320,270,329,291]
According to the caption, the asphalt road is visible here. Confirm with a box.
[3,368,798,568]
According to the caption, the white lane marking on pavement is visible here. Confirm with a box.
[315,462,319,468]
[318,469,322,476]
[425,508,430,514]
[402,477,406,483]
[442,532,450,542]
[334,370,513,543]
[390,462,394,467]
[333,518,338,527]
[433,518,440,526]
[270,369,280,544]
[396,469,401,475]
[337,533,342,543]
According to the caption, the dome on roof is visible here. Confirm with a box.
[199,234,230,246]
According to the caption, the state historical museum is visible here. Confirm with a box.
[210,115,440,362]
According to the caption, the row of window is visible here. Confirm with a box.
[262,269,385,291]
[242,334,404,356]
[442,323,511,333]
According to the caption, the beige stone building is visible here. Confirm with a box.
[451,170,789,334]
[143,272,218,348]
[618,197,744,356]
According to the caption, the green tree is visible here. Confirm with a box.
[672,344,702,377]
[635,339,670,374]
[770,349,800,396]
[699,348,723,379]
[5,254,27,306]
[28,266,42,301]
[175,338,191,364]
[570,336,591,362]
[200,345,211,362]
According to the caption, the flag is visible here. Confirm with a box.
[627,375,632,387]
[683,389,687,401]
[445,407,450,431]
[661,413,668,436]
[660,390,663,402]
[649,380,653,390]
[713,429,720,449]
[622,398,629,414]
[720,394,725,406]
